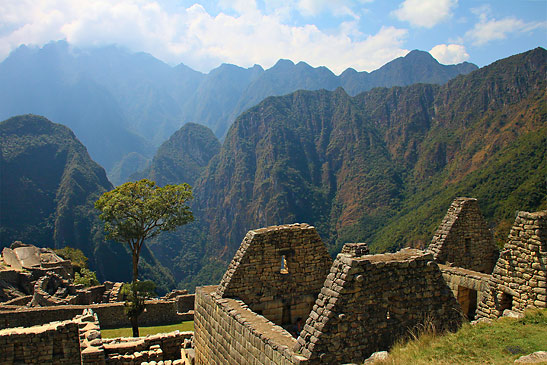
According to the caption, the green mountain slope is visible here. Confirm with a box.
[136,122,221,187]
[0,114,131,280]
[0,115,175,292]
[167,47,545,288]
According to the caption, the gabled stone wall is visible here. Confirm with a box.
[217,224,332,326]
[295,249,462,363]
[477,210,547,318]
[427,198,499,273]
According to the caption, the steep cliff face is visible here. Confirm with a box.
[195,87,402,259]
[172,48,545,287]
[0,115,177,291]
[138,122,221,187]
[0,114,132,281]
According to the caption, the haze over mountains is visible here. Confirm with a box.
[142,47,546,289]
[0,46,544,292]
[0,41,476,183]
[0,115,176,291]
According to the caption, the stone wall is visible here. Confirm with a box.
[217,224,332,327]
[340,242,369,257]
[0,299,186,330]
[295,249,463,363]
[477,210,547,318]
[427,198,499,273]
[30,273,80,306]
[102,331,193,364]
[194,285,308,365]
[0,318,81,364]
[0,307,192,365]
[176,294,195,313]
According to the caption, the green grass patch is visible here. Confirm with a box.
[382,309,547,364]
[101,321,194,338]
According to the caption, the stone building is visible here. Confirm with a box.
[427,198,499,273]
[477,210,547,318]
[195,224,463,364]
[216,223,333,326]
[295,248,462,363]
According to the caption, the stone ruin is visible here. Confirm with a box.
[194,224,463,364]
[1,242,73,278]
[216,223,333,327]
[0,242,126,308]
[427,198,499,273]
[477,210,547,318]
[194,199,546,364]
[0,198,544,364]
[430,199,546,322]
[295,248,461,363]
[0,308,193,364]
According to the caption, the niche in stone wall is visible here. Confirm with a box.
[281,302,291,325]
[280,255,289,274]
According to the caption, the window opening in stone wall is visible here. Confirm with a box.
[280,255,289,274]
[457,286,477,320]
[464,238,471,254]
[53,342,64,359]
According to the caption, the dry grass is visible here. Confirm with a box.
[377,309,547,365]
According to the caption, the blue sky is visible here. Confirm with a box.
[1,0,545,74]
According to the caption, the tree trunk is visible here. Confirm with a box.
[130,314,139,337]
[130,247,140,337]
[132,250,139,283]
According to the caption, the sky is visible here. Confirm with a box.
[0,0,545,74]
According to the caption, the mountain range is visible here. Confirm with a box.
[0,41,476,183]
[1,47,543,292]
[141,47,546,289]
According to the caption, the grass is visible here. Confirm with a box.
[101,321,194,338]
[380,309,547,364]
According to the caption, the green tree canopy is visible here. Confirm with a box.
[95,179,193,336]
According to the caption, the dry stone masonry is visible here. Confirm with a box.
[339,242,369,257]
[477,210,547,318]
[217,223,332,327]
[0,318,81,364]
[195,225,464,364]
[1,198,544,364]
[295,249,462,363]
[194,285,308,365]
[439,265,490,320]
[428,198,499,273]
[0,308,193,364]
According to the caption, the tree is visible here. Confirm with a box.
[95,179,193,336]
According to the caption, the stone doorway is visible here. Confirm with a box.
[498,292,513,313]
[457,286,478,320]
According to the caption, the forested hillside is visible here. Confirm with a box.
[144,47,545,289]
[0,115,174,292]
[2,49,543,293]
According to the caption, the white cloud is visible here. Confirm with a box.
[392,0,457,28]
[0,0,409,74]
[465,11,547,46]
[429,44,469,64]
[297,0,360,19]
